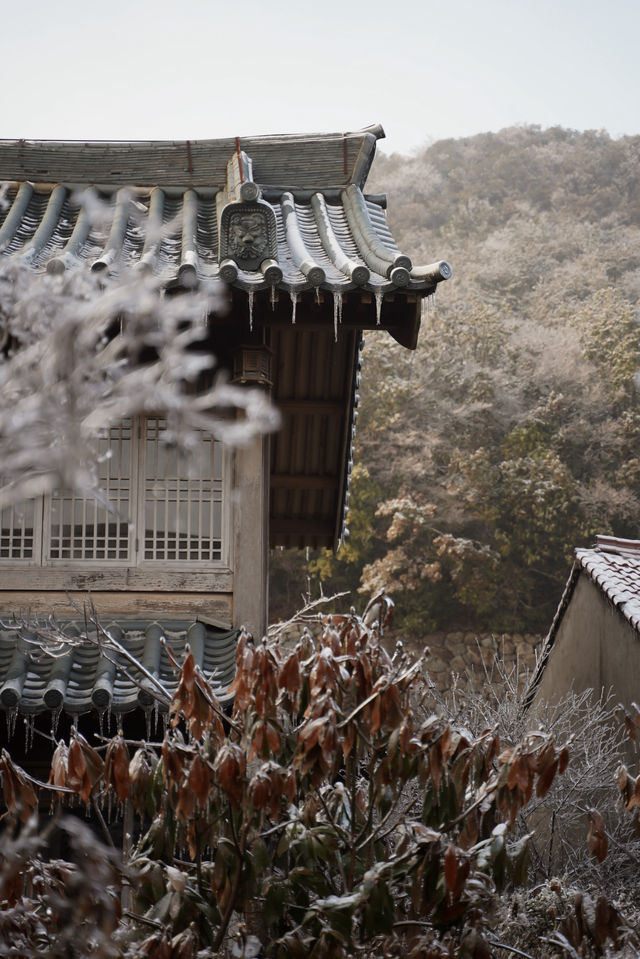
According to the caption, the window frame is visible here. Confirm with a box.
[0,416,231,571]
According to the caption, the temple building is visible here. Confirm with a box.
[0,124,450,727]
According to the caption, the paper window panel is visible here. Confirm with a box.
[142,418,223,563]
[0,495,39,560]
[48,421,133,562]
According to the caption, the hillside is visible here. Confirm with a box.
[271,126,640,634]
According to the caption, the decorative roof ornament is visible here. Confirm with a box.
[218,147,278,279]
[220,203,278,273]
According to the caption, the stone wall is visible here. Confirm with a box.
[271,619,543,694]
[409,631,543,693]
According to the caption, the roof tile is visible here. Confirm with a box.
[0,620,238,717]
[576,537,640,634]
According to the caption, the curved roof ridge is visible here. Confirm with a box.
[0,125,384,191]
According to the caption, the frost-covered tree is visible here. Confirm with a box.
[0,226,279,513]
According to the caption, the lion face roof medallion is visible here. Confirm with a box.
[219,201,277,272]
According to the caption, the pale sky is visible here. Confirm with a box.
[1,0,638,155]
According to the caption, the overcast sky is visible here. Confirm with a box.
[1,0,638,155]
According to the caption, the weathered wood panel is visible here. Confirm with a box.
[0,591,233,622]
[0,568,233,592]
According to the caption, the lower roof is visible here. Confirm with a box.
[0,619,238,717]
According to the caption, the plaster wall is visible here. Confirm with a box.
[534,573,640,710]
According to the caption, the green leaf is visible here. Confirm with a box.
[264,880,288,927]
[507,833,532,887]
[251,838,270,876]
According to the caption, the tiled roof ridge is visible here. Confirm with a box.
[0,124,384,191]
[593,534,640,556]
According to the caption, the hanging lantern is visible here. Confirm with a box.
[231,344,274,388]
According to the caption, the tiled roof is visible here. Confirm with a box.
[0,127,451,299]
[0,620,238,717]
[525,535,640,706]
[575,536,640,632]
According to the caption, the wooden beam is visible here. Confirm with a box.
[270,475,337,490]
[270,517,332,537]
[276,399,344,416]
[0,567,233,593]
[0,591,233,621]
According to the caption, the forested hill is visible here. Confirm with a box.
[372,126,640,314]
[272,126,640,635]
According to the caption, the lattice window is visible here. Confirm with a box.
[0,497,40,560]
[48,420,134,562]
[0,417,225,567]
[142,417,222,563]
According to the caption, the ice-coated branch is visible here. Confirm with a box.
[0,256,280,511]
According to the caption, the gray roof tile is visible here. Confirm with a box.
[0,128,451,299]
[575,536,640,634]
[0,620,238,717]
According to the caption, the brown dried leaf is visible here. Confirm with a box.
[444,844,458,892]
[266,720,280,754]
[342,723,356,762]
[188,753,210,807]
[49,741,69,793]
[557,745,570,774]
[430,741,443,792]
[104,737,130,802]
[279,652,301,699]
[162,741,184,791]
[536,756,558,798]
[0,751,37,822]
[458,808,479,851]
[213,743,246,808]
[71,731,105,799]
[587,808,608,862]
[129,749,154,816]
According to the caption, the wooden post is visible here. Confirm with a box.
[232,432,270,640]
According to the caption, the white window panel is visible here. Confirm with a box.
[47,419,134,563]
[0,493,43,563]
[140,417,223,564]
[0,417,226,569]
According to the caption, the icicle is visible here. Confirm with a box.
[153,700,159,735]
[270,284,276,311]
[52,706,62,736]
[375,290,383,326]
[98,710,104,739]
[315,287,320,305]
[248,290,254,332]
[333,291,343,342]
[145,708,152,741]
[72,713,79,733]
[6,707,17,739]
[107,704,112,735]
[289,288,297,324]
